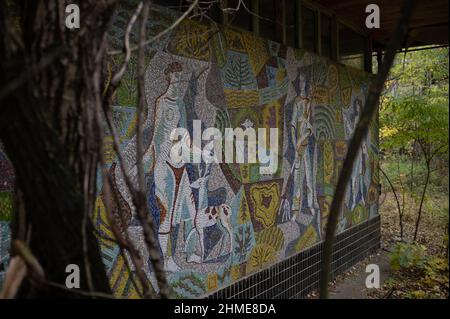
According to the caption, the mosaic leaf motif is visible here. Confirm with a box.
[170,272,207,298]
[246,244,276,274]
[0,192,12,222]
[224,89,259,109]
[237,192,250,224]
[233,224,253,263]
[341,87,352,108]
[223,53,255,89]
[335,140,348,160]
[207,273,218,292]
[108,254,143,299]
[241,33,270,76]
[352,204,369,225]
[323,141,334,184]
[168,20,210,60]
[224,29,246,53]
[294,224,319,253]
[312,86,329,105]
[368,184,379,205]
[319,195,333,235]
[256,226,285,252]
[210,32,228,68]
[231,264,241,281]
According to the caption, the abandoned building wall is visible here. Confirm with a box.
[0,4,380,298]
[93,5,380,298]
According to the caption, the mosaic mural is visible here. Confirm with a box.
[0,4,379,297]
[93,4,379,298]
[0,144,13,286]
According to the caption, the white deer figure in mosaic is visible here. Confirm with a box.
[186,162,233,263]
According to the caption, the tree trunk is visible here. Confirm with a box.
[380,167,404,239]
[0,1,116,297]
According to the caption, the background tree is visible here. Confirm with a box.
[380,47,449,241]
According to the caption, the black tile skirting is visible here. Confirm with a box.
[206,215,381,299]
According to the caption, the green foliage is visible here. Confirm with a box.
[380,47,449,157]
[381,241,449,299]
[405,290,430,299]
[390,242,449,293]
[390,242,427,271]
[380,92,449,154]
[380,47,449,241]
[381,156,447,198]
[423,256,448,283]
[402,255,449,299]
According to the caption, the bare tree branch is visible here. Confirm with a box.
[101,169,153,298]
[137,1,149,225]
[95,61,154,298]
[134,0,170,299]
[380,166,404,239]
[111,2,144,86]
[107,0,200,56]
[97,131,153,298]
[101,0,170,298]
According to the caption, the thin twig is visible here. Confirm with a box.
[81,207,95,293]
[111,2,144,86]
[101,1,167,298]
[137,1,148,218]
[380,166,404,239]
[107,0,200,56]
[96,83,152,298]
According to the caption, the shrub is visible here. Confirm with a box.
[390,242,427,271]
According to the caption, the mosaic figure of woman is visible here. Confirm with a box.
[289,71,321,231]
[343,94,371,212]
[151,62,197,272]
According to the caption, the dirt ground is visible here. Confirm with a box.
[306,191,449,299]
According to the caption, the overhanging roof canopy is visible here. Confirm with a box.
[315,0,449,50]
